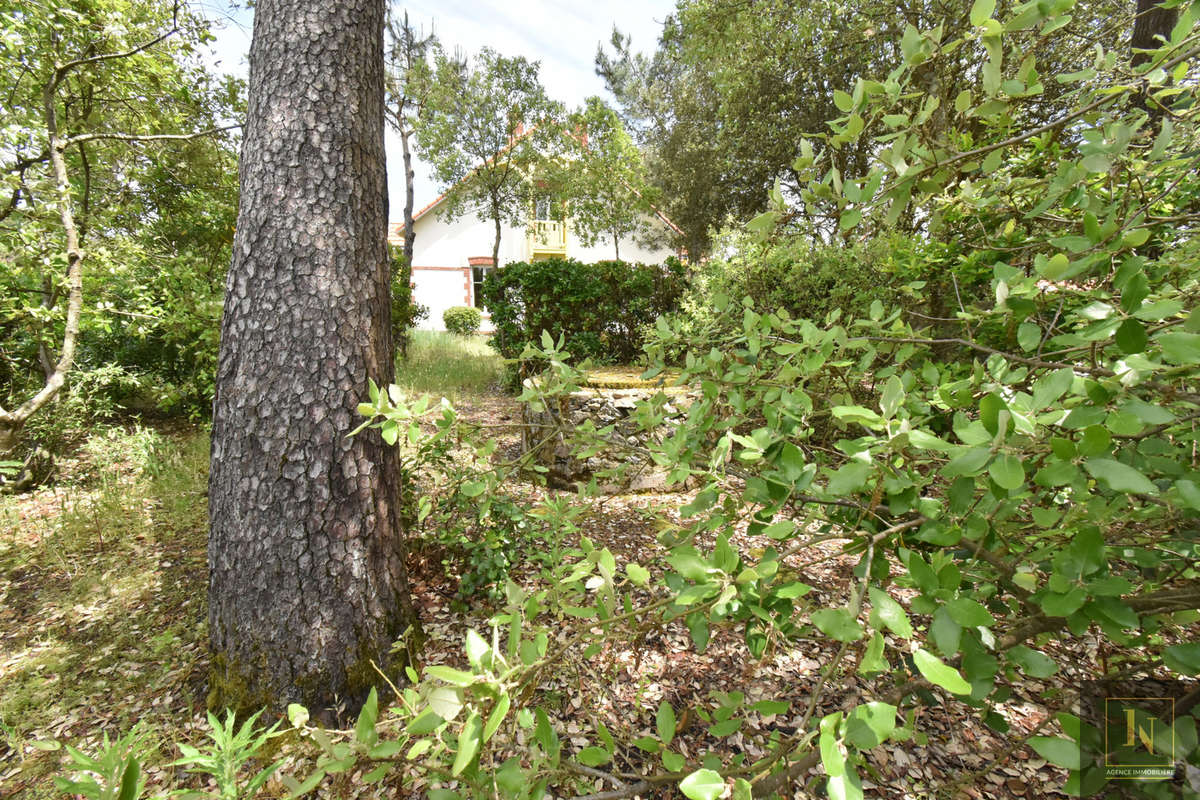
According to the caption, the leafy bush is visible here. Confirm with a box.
[357,382,573,606]
[480,256,686,365]
[443,305,482,337]
[390,246,428,360]
[684,229,902,324]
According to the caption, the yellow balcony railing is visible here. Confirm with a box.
[527,219,567,257]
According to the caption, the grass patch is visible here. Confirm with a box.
[394,329,502,400]
[0,424,210,796]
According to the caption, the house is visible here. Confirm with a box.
[389,196,681,332]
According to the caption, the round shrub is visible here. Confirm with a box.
[443,305,482,336]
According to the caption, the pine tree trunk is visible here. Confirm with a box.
[1131,0,1178,124]
[208,0,414,719]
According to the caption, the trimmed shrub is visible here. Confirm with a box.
[480,257,686,365]
[443,305,482,336]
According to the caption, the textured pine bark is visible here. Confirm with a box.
[208,0,413,718]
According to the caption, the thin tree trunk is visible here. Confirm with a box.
[613,229,620,261]
[492,199,502,268]
[209,0,415,719]
[0,72,87,455]
[400,125,416,264]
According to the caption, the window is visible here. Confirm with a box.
[534,194,553,222]
[472,266,494,309]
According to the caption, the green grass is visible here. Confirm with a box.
[0,425,210,797]
[395,329,503,400]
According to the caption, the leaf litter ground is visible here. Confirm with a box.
[0,393,1165,798]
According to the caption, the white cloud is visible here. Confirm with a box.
[196,0,674,220]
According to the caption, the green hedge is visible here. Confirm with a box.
[480,257,686,364]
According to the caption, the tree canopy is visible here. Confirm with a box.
[0,0,241,461]
[415,47,563,266]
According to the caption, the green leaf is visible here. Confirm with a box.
[833,89,855,112]
[426,665,477,686]
[668,549,715,581]
[839,208,862,231]
[657,701,677,745]
[860,631,888,674]
[679,768,726,800]
[1158,332,1200,365]
[1006,645,1059,678]
[828,770,865,800]
[1040,587,1087,617]
[577,746,610,766]
[633,736,661,753]
[662,750,686,772]
[355,687,378,746]
[827,461,873,495]
[913,648,972,694]
[820,713,846,777]
[1017,322,1041,351]
[942,447,991,478]
[709,718,742,737]
[868,588,913,638]
[1164,643,1200,675]
[1028,736,1080,770]
[846,702,898,749]
[465,629,490,669]
[1084,458,1158,495]
[451,713,482,776]
[1115,319,1148,354]
[970,0,996,25]
[287,704,309,728]
[945,597,995,628]
[116,758,140,800]
[1037,253,1071,280]
[425,686,462,721]
[460,481,486,498]
[812,608,865,642]
[1032,368,1075,409]
[626,563,651,586]
[484,693,510,741]
[988,454,1025,490]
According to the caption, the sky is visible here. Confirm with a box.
[194,0,676,221]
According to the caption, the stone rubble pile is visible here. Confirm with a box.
[520,387,692,492]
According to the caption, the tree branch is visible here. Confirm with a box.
[61,124,241,148]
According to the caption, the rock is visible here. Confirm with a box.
[519,385,693,493]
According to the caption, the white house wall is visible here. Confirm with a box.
[411,266,472,333]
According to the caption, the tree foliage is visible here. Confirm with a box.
[599,0,1129,255]
[385,10,439,266]
[557,97,661,260]
[0,0,241,460]
[415,47,563,267]
[331,1,1200,796]
[41,0,1200,798]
